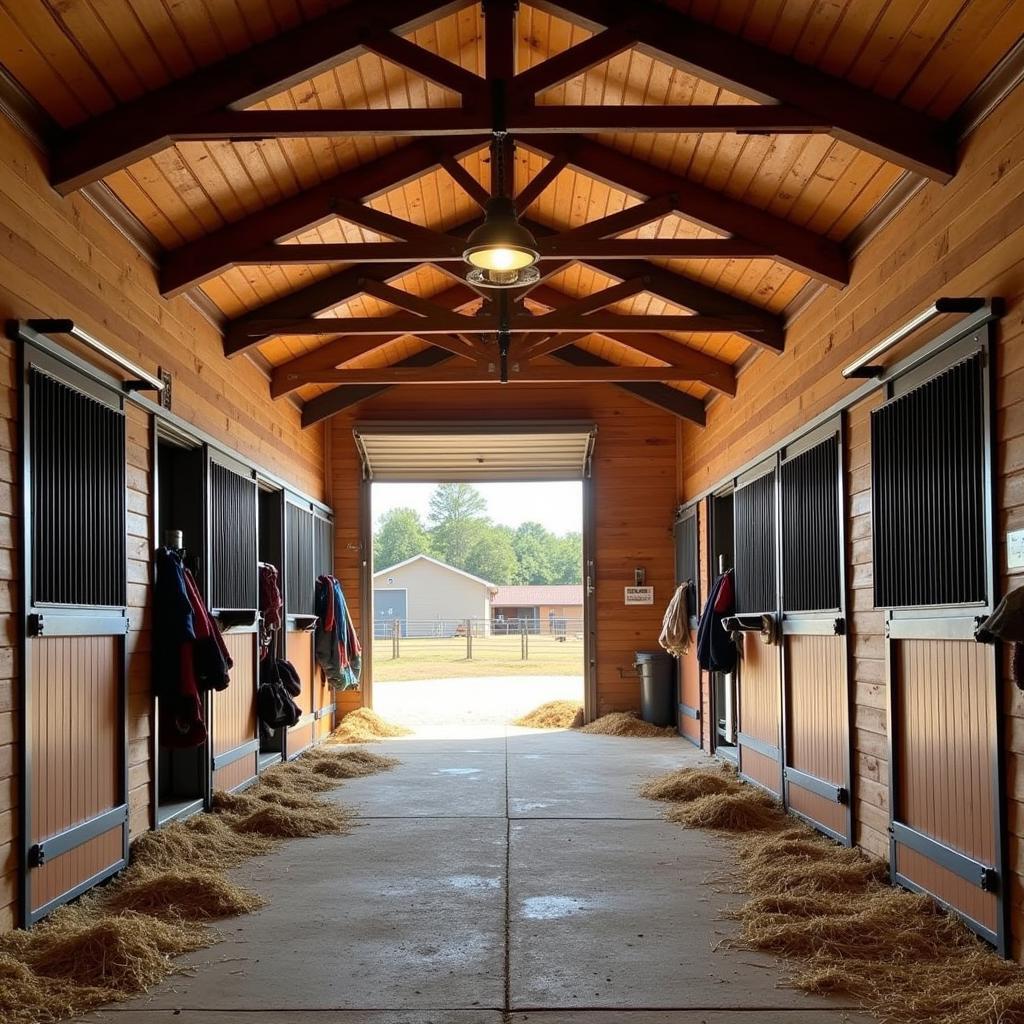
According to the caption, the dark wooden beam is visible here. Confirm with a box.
[511,25,636,97]
[512,104,830,134]
[437,152,491,208]
[160,137,485,296]
[303,363,721,384]
[270,281,480,395]
[362,31,486,100]
[241,311,770,337]
[240,237,773,263]
[551,346,705,424]
[50,0,474,193]
[537,277,647,318]
[550,194,677,240]
[532,0,956,181]
[515,151,570,213]
[328,197,452,243]
[522,135,849,286]
[301,346,455,426]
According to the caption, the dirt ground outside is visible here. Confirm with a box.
[372,675,584,730]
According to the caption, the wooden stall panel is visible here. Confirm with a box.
[29,635,121,914]
[738,633,781,795]
[315,666,335,742]
[211,631,258,792]
[894,638,998,934]
[678,647,701,745]
[286,630,315,756]
[785,633,848,838]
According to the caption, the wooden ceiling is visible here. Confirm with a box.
[1,0,1021,425]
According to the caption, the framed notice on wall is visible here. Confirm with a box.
[624,586,654,605]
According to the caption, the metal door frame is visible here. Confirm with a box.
[778,416,853,846]
[673,502,701,746]
[707,484,738,763]
[582,473,598,723]
[879,324,1007,953]
[732,454,784,796]
[18,342,130,925]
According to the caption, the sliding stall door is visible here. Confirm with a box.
[733,459,783,796]
[674,506,701,745]
[779,421,852,844]
[874,336,1005,950]
[21,351,129,924]
[284,496,316,756]
[207,451,260,793]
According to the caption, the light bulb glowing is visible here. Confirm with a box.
[466,245,535,272]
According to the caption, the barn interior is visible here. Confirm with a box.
[0,0,1023,1020]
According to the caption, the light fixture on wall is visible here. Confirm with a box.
[464,131,540,289]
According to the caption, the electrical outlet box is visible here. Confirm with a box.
[1009,529,1024,570]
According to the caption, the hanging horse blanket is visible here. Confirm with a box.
[315,574,362,690]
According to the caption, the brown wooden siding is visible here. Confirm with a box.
[329,384,677,718]
[893,638,999,934]
[738,634,781,795]
[785,633,848,838]
[677,76,1024,951]
[0,107,328,928]
[28,635,120,914]
[678,646,700,745]
[286,629,316,755]
[211,632,257,792]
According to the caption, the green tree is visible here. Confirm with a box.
[373,507,432,571]
[465,525,519,584]
[427,483,489,567]
[549,532,583,584]
[512,522,558,585]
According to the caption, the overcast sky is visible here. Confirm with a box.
[372,481,583,535]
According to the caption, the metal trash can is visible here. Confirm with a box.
[635,650,676,726]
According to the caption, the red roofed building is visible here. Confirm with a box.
[491,585,584,635]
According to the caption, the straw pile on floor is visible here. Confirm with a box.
[513,700,585,729]
[0,745,397,1024]
[325,707,413,743]
[578,711,676,737]
[643,763,1024,1024]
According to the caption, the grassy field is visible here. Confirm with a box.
[372,633,584,682]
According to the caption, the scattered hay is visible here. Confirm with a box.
[513,700,584,729]
[130,812,276,870]
[664,789,782,831]
[102,867,265,921]
[301,747,400,779]
[257,763,341,793]
[4,906,211,995]
[639,766,739,803]
[325,707,412,743]
[232,801,355,839]
[578,711,675,737]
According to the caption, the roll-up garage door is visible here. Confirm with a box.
[779,419,852,845]
[207,450,260,794]
[733,457,783,797]
[353,422,597,481]
[22,350,130,924]
[872,334,1004,951]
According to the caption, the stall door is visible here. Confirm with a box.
[674,506,700,745]
[284,496,317,755]
[780,421,852,844]
[873,339,1004,950]
[22,352,129,924]
[733,459,783,796]
[207,452,259,793]
[313,510,336,742]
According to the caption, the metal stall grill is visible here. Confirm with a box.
[22,355,130,925]
[207,452,260,793]
[674,506,701,745]
[873,338,1004,951]
[284,497,318,755]
[780,422,852,844]
[733,460,782,796]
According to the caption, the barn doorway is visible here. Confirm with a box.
[355,423,596,733]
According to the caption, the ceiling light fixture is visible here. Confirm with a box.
[464,131,540,288]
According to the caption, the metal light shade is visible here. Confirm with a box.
[463,196,540,274]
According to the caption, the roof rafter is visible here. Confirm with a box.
[530,0,956,182]
[49,0,477,194]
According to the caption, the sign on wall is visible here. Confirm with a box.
[624,586,654,605]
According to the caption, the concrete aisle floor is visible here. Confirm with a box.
[85,728,875,1024]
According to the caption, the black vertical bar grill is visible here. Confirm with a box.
[286,502,316,616]
[209,462,258,610]
[734,468,777,615]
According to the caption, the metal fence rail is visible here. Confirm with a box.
[373,617,585,663]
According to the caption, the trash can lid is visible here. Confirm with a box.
[634,650,673,662]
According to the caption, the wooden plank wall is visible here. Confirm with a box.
[677,78,1024,955]
[329,384,678,718]
[0,112,328,930]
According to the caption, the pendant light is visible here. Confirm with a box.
[464,132,540,288]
